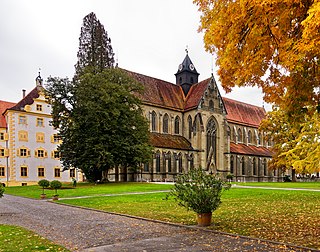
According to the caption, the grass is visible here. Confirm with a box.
[5,182,320,249]
[4,182,172,199]
[235,182,320,189]
[58,186,320,250]
[0,225,69,252]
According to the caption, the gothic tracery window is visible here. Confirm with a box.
[151,111,157,132]
[174,116,180,134]
[188,115,192,139]
[163,113,169,133]
[206,118,217,165]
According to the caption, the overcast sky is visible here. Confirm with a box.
[0,0,270,110]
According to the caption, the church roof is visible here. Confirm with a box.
[184,78,211,110]
[223,97,266,127]
[125,70,185,111]
[230,142,272,157]
[150,132,193,151]
[0,100,16,128]
[126,69,266,128]
[175,54,199,76]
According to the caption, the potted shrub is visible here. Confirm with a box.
[0,183,4,198]
[167,167,230,226]
[38,179,50,199]
[50,180,62,200]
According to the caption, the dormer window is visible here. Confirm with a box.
[36,104,42,111]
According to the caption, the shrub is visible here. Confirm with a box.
[167,168,230,214]
[38,179,50,195]
[0,184,4,198]
[50,180,62,196]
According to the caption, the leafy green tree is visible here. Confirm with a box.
[46,68,153,182]
[75,12,115,77]
[38,179,50,195]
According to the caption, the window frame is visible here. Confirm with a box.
[54,168,61,178]
[0,167,5,177]
[20,166,28,177]
[38,167,45,177]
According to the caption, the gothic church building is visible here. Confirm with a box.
[114,53,278,182]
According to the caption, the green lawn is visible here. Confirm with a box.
[4,182,172,199]
[235,182,320,189]
[5,182,320,249]
[58,187,320,250]
[0,225,69,252]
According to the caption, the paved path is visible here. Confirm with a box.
[0,194,316,252]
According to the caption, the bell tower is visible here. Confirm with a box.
[175,51,199,96]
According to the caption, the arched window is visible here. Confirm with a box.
[253,157,257,175]
[151,111,157,132]
[230,155,234,174]
[241,157,245,175]
[190,77,194,84]
[233,128,237,142]
[179,77,182,84]
[188,115,192,139]
[258,158,262,176]
[155,152,160,173]
[188,154,194,170]
[258,133,262,145]
[209,100,214,111]
[237,128,242,142]
[174,116,180,134]
[167,152,172,173]
[248,130,252,144]
[163,114,169,133]
[175,153,183,173]
[206,118,217,165]
[263,159,268,176]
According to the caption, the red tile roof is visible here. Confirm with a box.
[184,78,210,110]
[125,69,266,127]
[150,132,193,151]
[0,100,16,128]
[223,97,266,127]
[8,87,40,111]
[125,70,185,111]
[230,142,272,157]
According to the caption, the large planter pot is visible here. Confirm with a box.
[52,195,59,201]
[40,194,46,199]
[197,212,212,227]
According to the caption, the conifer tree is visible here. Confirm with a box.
[75,12,115,76]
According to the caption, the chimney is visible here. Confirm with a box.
[22,89,26,98]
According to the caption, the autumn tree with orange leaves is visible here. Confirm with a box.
[194,0,320,174]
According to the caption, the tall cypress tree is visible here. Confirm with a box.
[75,12,115,76]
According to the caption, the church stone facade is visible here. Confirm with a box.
[111,54,279,182]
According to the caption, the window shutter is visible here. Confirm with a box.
[51,135,54,143]
[35,150,37,157]
[51,151,54,158]
[17,149,20,157]
[4,133,8,141]
[27,150,31,157]
[4,149,9,157]
[44,151,48,158]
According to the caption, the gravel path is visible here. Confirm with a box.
[0,194,315,252]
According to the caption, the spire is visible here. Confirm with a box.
[175,51,200,96]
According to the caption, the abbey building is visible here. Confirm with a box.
[0,54,279,186]
[118,53,278,182]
